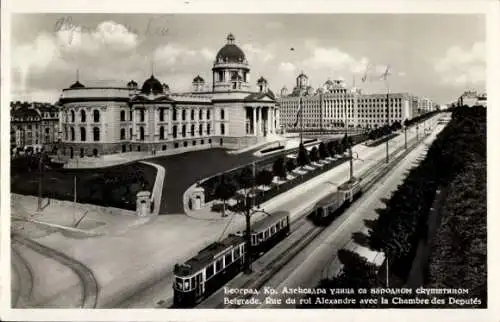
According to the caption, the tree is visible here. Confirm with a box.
[327,141,335,156]
[318,142,329,159]
[214,175,237,217]
[335,140,344,155]
[272,157,287,180]
[256,169,274,188]
[237,165,254,190]
[309,146,319,162]
[285,159,296,174]
[296,143,310,167]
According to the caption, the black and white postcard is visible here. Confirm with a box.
[1,0,498,321]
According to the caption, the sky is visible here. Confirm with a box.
[10,13,486,105]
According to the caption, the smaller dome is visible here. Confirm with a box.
[141,75,164,95]
[325,79,334,85]
[69,81,85,89]
[298,71,308,78]
[127,80,138,86]
[193,75,205,83]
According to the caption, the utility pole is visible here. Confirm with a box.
[349,145,354,181]
[37,151,44,211]
[385,90,390,164]
[244,195,252,274]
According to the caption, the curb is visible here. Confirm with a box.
[140,161,166,216]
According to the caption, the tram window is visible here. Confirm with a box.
[206,264,214,279]
[215,259,223,272]
[224,253,232,266]
[175,277,184,290]
[233,249,239,259]
[240,245,245,257]
[252,235,257,245]
[258,232,264,241]
[191,277,195,287]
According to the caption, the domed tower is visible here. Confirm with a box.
[280,85,289,97]
[141,75,164,95]
[257,76,268,93]
[212,33,250,92]
[296,71,309,89]
[192,75,205,92]
[127,80,138,91]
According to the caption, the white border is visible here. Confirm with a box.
[1,0,499,321]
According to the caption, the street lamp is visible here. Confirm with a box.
[241,205,274,274]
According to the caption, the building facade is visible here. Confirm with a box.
[458,90,487,107]
[57,34,279,158]
[10,102,60,151]
[279,72,434,131]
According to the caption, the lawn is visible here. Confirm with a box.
[11,159,157,211]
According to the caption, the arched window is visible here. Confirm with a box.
[221,123,225,135]
[159,109,164,122]
[70,127,75,141]
[80,127,86,141]
[160,126,165,140]
[140,110,145,122]
[93,110,100,123]
[80,110,86,122]
[93,127,100,142]
[182,109,186,121]
[199,124,203,135]
[199,109,203,120]
[182,125,186,137]
[120,110,126,122]
[220,109,225,120]
[120,128,126,140]
[207,123,211,135]
[191,124,195,136]
[206,110,211,120]
[139,126,145,140]
[191,109,195,120]
[173,125,178,138]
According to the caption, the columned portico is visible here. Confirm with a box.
[252,107,257,135]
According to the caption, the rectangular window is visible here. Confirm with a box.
[205,264,214,279]
[224,253,232,266]
[215,258,223,272]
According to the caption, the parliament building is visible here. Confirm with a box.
[57,34,279,158]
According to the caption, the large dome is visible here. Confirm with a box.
[141,75,164,95]
[215,33,246,63]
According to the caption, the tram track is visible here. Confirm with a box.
[11,234,99,308]
[196,132,426,308]
[11,245,35,307]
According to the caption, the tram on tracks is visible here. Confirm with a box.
[173,211,290,307]
[311,178,362,225]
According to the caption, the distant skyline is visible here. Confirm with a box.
[11,14,486,105]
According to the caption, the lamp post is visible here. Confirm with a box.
[242,206,274,274]
[37,151,45,211]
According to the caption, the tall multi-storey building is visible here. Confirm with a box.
[279,72,433,131]
[57,34,279,158]
[10,101,60,150]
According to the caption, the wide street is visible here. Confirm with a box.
[118,118,438,308]
[248,123,446,308]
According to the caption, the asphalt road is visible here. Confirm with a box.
[252,123,446,308]
[118,116,441,308]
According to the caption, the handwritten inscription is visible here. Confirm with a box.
[54,16,169,44]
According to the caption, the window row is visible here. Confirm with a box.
[67,127,100,142]
[67,110,101,123]
[130,123,226,141]
[205,244,245,280]
[118,108,224,122]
